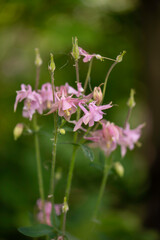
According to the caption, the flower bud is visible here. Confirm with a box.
[114,162,124,177]
[59,128,66,135]
[35,48,42,67]
[116,50,126,63]
[71,37,80,61]
[48,53,56,73]
[62,197,69,213]
[127,89,136,109]
[93,87,103,105]
[13,123,24,140]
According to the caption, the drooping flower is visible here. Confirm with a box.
[14,84,42,120]
[118,123,145,157]
[36,199,62,226]
[47,90,79,121]
[38,83,53,110]
[78,47,104,63]
[74,102,112,131]
[85,121,120,156]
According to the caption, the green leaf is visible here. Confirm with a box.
[18,224,54,237]
[81,145,94,162]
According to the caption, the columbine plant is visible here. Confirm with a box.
[14,37,144,240]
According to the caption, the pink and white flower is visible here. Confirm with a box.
[118,123,145,157]
[65,82,84,97]
[78,47,103,63]
[14,84,42,120]
[74,102,112,131]
[38,83,53,110]
[85,121,120,156]
[47,90,79,121]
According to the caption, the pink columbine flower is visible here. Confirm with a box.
[73,102,112,131]
[47,90,79,121]
[118,123,145,157]
[78,47,103,63]
[36,199,62,226]
[38,83,53,110]
[14,84,42,120]
[65,82,84,97]
[85,121,120,156]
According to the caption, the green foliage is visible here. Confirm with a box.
[18,224,55,237]
[81,144,94,162]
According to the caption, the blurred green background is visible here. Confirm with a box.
[0,0,160,239]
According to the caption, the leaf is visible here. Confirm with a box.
[18,224,54,237]
[81,145,94,162]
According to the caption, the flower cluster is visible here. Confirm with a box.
[14,44,144,158]
[14,81,112,129]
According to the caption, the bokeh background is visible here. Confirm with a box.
[1,0,160,239]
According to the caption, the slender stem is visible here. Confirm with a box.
[75,61,79,84]
[93,156,112,221]
[102,61,117,103]
[35,66,40,91]
[93,62,118,132]
[51,72,55,102]
[49,112,58,220]
[84,59,93,93]
[49,70,58,222]
[33,114,46,221]
[124,107,132,128]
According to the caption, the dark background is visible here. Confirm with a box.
[0,0,160,239]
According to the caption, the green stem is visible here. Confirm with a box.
[93,156,112,220]
[84,59,93,93]
[49,113,58,200]
[49,68,58,222]
[124,107,132,128]
[35,66,40,91]
[102,61,117,103]
[33,114,46,221]
[93,62,118,132]
[75,61,79,84]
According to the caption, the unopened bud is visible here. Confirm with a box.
[127,89,136,108]
[114,162,124,177]
[93,87,103,105]
[116,50,126,63]
[35,48,42,67]
[71,37,80,61]
[59,128,66,135]
[13,123,24,140]
[48,53,56,73]
[62,197,69,213]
